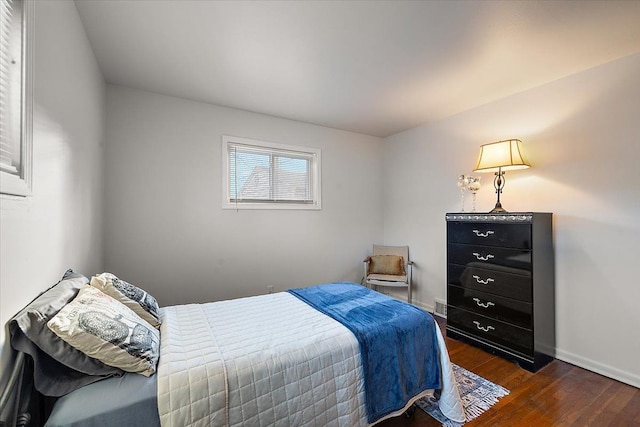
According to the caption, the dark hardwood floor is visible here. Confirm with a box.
[380,317,640,427]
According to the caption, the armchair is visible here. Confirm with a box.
[363,245,412,303]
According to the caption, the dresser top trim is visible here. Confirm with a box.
[446,213,534,222]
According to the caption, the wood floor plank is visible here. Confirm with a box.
[573,380,638,426]
[615,389,640,426]
[526,366,613,425]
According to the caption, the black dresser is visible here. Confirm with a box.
[445,212,555,372]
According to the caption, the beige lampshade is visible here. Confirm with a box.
[473,139,531,173]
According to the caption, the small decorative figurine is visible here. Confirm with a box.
[467,176,481,212]
[457,174,470,212]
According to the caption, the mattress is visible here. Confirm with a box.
[45,371,159,427]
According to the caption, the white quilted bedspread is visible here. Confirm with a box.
[157,292,464,427]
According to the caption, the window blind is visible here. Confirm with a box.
[228,142,315,204]
[0,0,32,196]
[0,0,22,175]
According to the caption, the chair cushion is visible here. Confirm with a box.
[366,274,408,284]
[369,255,406,276]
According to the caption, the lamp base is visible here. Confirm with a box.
[490,170,507,213]
[489,201,507,213]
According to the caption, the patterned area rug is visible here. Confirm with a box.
[416,363,510,426]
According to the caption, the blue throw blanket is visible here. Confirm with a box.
[288,282,441,423]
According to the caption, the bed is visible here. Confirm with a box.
[2,270,464,427]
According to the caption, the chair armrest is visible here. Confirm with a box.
[363,257,372,288]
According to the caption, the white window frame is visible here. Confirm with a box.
[0,0,34,197]
[221,135,322,210]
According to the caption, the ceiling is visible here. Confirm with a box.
[74,0,640,138]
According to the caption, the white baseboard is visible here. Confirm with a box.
[411,299,434,314]
[384,291,435,313]
[555,349,640,389]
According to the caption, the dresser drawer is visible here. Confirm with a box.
[448,222,531,249]
[447,306,533,356]
[447,284,532,329]
[448,243,532,271]
[447,263,531,301]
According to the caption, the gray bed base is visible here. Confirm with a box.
[0,351,159,427]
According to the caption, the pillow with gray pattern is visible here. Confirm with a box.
[90,272,161,328]
[47,285,160,377]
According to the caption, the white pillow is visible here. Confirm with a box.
[91,273,161,328]
[47,285,160,377]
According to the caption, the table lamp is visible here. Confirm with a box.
[473,139,530,213]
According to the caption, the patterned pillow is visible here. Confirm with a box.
[369,255,406,276]
[9,270,124,397]
[47,285,160,377]
[90,272,161,328]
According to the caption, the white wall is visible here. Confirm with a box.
[104,86,384,305]
[0,0,105,376]
[383,53,640,387]
[2,0,637,394]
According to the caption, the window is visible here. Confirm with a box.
[222,135,321,210]
[0,0,33,196]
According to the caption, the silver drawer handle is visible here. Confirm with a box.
[473,298,495,308]
[473,321,495,332]
[472,252,494,261]
[472,275,495,285]
[472,229,495,238]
